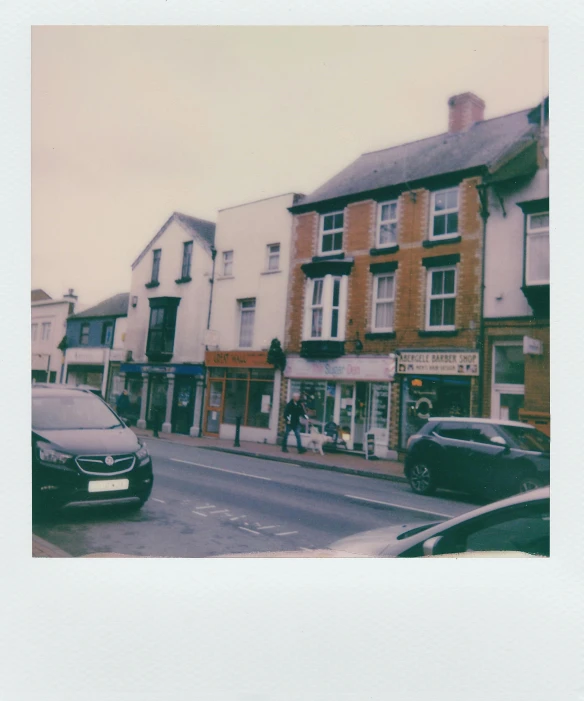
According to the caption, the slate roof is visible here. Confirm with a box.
[131,212,216,269]
[31,289,52,302]
[293,107,537,209]
[70,292,129,319]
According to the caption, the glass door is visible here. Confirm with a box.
[205,379,224,435]
[366,383,390,453]
[337,383,355,449]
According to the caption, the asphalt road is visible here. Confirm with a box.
[32,438,477,557]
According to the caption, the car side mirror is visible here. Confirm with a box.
[490,436,509,451]
[423,536,443,556]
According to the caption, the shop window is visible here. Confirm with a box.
[426,266,456,330]
[289,380,335,434]
[320,211,344,254]
[430,188,459,239]
[377,200,398,247]
[220,368,275,429]
[238,298,256,348]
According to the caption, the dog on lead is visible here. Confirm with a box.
[306,424,333,455]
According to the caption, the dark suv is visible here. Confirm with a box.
[404,417,549,498]
[32,385,153,515]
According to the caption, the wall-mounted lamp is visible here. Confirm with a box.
[346,333,364,353]
[131,296,138,308]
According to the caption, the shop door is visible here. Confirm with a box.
[147,375,168,430]
[204,380,224,435]
[337,383,356,450]
[353,382,368,450]
[367,383,390,452]
[172,376,196,435]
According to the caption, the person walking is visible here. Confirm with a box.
[282,392,308,453]
[116,389,130,419]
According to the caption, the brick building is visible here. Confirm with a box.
[284,93,546,457]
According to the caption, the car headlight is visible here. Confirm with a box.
[37,442,72,465]
[136,444,150,464]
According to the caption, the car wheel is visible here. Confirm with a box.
[517,474,543,494]
[408,462,436,495]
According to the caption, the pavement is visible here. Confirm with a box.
[32,427,407,558]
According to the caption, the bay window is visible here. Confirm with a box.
[303,275,347,341]
[525,211,549,285]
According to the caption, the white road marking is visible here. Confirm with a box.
[192,511,208,518]
[172,458,272,481]
[257,525,278,530]
[152,498,166,504]
[194,505,216,510]
[229,516,241,521]
[275,531,298,537]
[299,547,312,551]
[210,509,229,514]
[239,526,260,535]
[344,494,454,519]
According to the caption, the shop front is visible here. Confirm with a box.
[396,350,480,449]
[284,356,395,458]
[203,350,280,443]
[120,362,204,435]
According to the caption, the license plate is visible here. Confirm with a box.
[88,479,130,493]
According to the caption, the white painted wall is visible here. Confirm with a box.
[484,168,549,318]
[113,316,127,351]
[210,193,298,350]
[31,298,75,380]
[125,218,213,363]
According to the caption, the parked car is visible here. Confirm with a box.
[404,417,550,498]
[329,487,549,557]
[32,385,153,515]
[32,382,102,397]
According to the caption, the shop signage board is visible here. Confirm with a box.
[396,351,479,376]
[285,356,395,382]
[67,348,106,364]
[120,363,204,376]
[205,350,271,368]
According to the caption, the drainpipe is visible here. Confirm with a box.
[476,179,490,418]
[198,246,217,437]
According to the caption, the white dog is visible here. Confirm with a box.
[306,425,333,455]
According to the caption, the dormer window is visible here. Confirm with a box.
[320,212,344,254]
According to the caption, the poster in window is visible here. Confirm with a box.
[261,394,271,413]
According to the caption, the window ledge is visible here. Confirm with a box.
[145,281,160,289]
[422,236,461,248]
[216,275,235,281]
[370,245,399,256]
[418,329,459,337]
[175,276,192,285]
[260,269,282,275]
[365,331,396,340]
[312,253,345,262]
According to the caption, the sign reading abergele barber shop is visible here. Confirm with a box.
[397,351,479,376]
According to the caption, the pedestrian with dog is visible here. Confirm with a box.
[282,392,308,454]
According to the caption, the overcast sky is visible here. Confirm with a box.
[32,26,548,306]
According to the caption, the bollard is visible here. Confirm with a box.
[234,416,241,447]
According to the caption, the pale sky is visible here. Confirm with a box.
[32,26,548,306]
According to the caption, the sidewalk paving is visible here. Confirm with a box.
[32,534,72,558]
[131,426,407,483]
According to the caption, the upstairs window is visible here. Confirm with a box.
[31,323,38,342]
[304,276,347,341]
[372,273,395,331]
[181,241,193,279]
[223,250,233,277]
[151,249,161,283]
[377,201,398,247]
[79,323,90,345]
[431,188,459,239]
[320,212,344,254]
[238,298,256,348]
[426,266,457,330]
[310,279,324,338]
[526,211,549,285]
[101,322,114,346]
[267,243,280,271]
[146,303,178,358]
[41,322,51,341]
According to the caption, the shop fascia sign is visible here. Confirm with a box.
[66,347,106,364]
[285,356,395,381]
[120,363,204,376]
[205,350,271,368]
[396,351,479,376]
[523,336,543,355]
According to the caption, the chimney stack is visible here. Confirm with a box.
[448,92,485,134]
[63,288,78,301]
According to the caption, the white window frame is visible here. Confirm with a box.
[430,187,459,240]
[491,341,525,420]
[303,276,347,341]
[426,266,457,331]
[319,211,344,255]
[376,200,399,248]
[238,298,256,348]
[41,322,52,341]
[525,211,549,286]
[223,250,234,277]
[309,278,324,338]
[266,243,280,272]
[31,323,38,342]
[372,273,396,332]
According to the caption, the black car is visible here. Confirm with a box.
[32,385,153,515]
[404,417,549,497]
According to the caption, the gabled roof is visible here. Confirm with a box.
[70,293,129,319]
[292,107,537,210]
[131,211,216,270]
[31,289,52,302]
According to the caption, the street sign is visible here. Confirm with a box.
[523,336,543,355]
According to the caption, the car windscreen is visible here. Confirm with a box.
[32,394,121,430]
[498,425,550,453]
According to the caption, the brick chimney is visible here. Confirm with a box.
[448,92,485,133]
